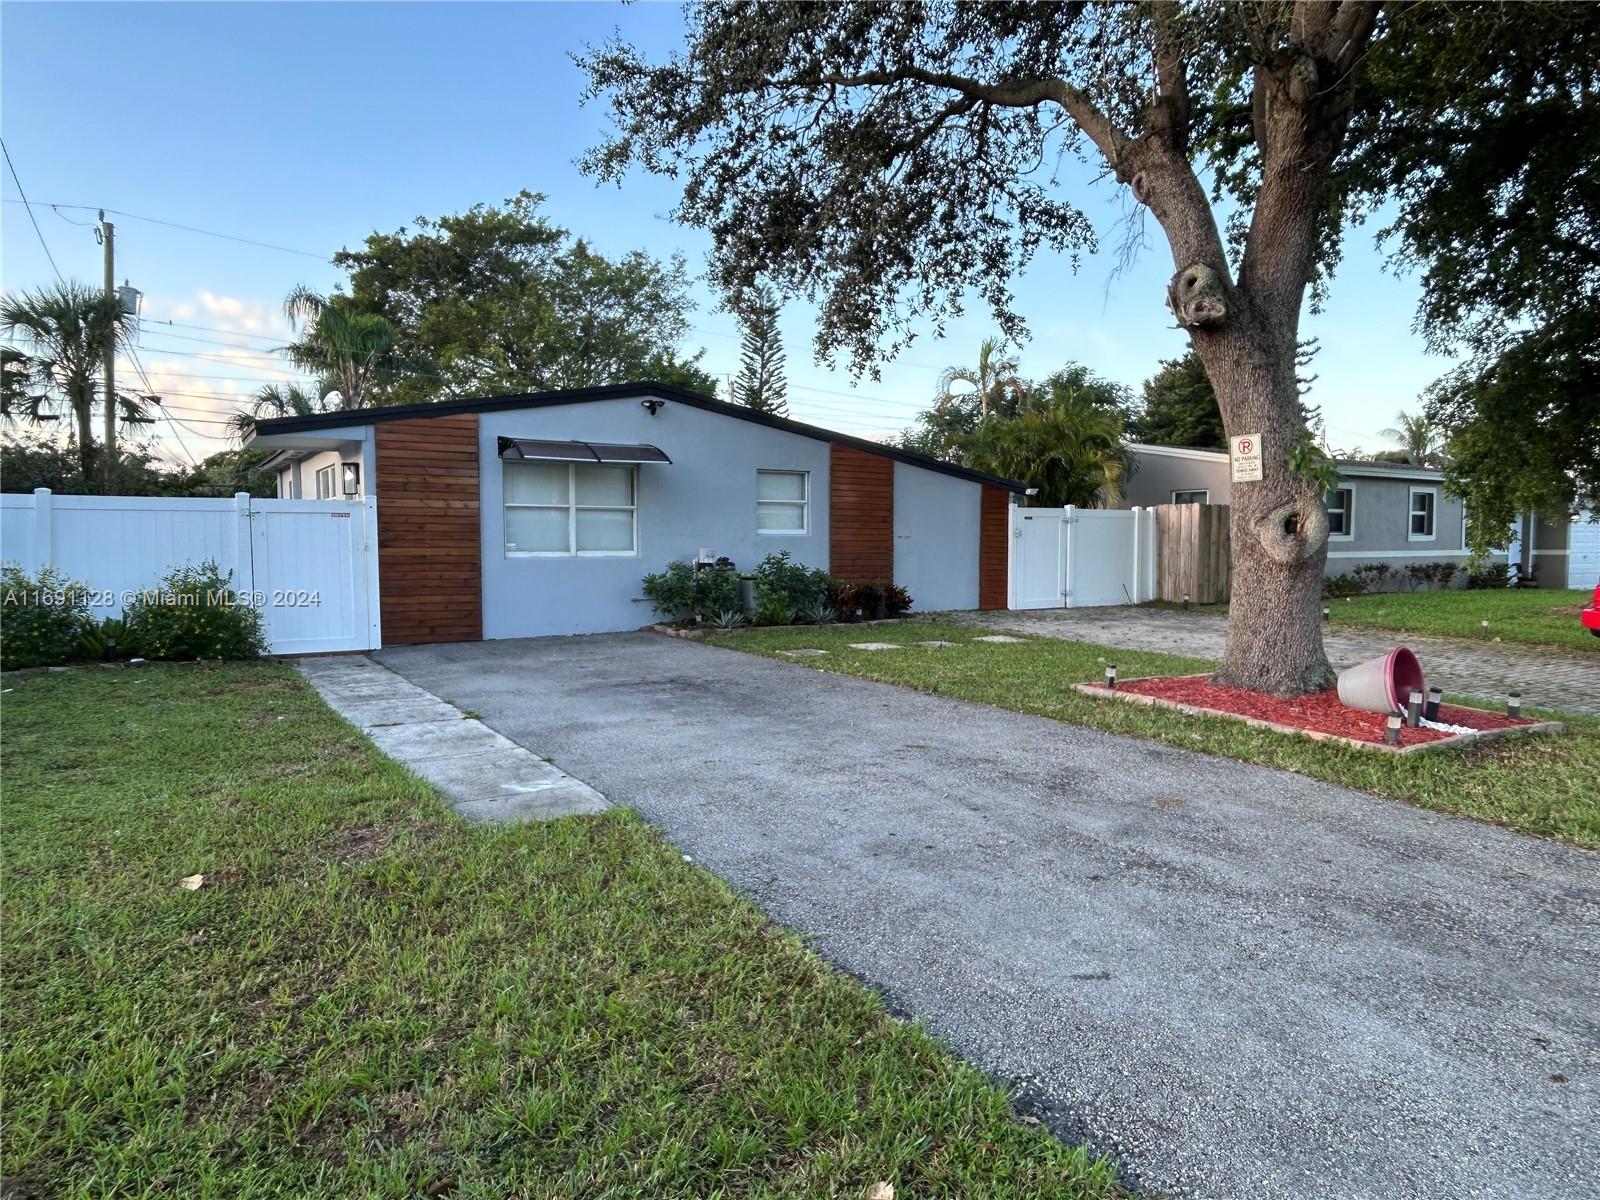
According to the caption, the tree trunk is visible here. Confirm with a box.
[73,385,95,482]
[1196,321,1334,694]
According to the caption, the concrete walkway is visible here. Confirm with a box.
[296,655,608,823]
[957,606,1600,715]
[376,632,1600,1200]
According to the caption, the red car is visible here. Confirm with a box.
[1584,585,1600,638]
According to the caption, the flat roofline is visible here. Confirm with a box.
[247,382,1027,493]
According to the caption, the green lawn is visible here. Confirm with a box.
[707,622,1600,850]
[1146,589,1598,651]
[1,664,1123,1199]
[1328,588,1596,650]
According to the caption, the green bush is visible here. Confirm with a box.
[123,561,266,661]
[78,617,141,662]
[1467,562,1510,589]
[753,597,795,626]
[1322,573,1366,599]
[641,560,742,622]
[752,551,830,612]
[0,564,93,670]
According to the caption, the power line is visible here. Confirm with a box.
[1,140,65,283]
[1,199,327,260]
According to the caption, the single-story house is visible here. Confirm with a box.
[1119,442,1600,589]
[248,382,1021,644]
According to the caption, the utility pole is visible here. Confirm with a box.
[100,210,116,494]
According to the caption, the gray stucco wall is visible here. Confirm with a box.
[479,397,833,638]
[1122,450,1232,508]
[1323,474,1469,577]
[893,461,981,611]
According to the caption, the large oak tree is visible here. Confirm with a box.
[580,1,1580,694]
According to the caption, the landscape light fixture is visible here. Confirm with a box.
[1182,593,1190,612]
[1385,714,1403,746]
[1406,690,1423,728]
[1322,607,1330,622]
[1508,692,1522,719]
[341,463,361,499]
[1104,664,1117,690]
[1424,687,1443,722]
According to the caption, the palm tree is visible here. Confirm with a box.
[961,388,1130,507]
[1379,409,1445,467]
[1,282,150,486]
[935,336,1027,420]
[281,286,403,410]
[228,382,328,441]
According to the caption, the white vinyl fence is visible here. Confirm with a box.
[1,489,380,655]
[1010,505,1158,609]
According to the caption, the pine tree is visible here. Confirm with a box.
[731,287,787,416]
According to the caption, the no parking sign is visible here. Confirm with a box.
[1230,433,1263,482]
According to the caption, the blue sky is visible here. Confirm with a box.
[2,1,1453,464]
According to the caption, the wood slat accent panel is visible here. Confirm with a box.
[828,443,894,584]
[376,413,482,644]
[978,486,1009,610]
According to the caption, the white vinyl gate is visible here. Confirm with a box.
[0,489,380,654]
[1010,505,1157,609]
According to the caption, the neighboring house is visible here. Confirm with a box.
[262,448,365,501]
[1121,444,1468,583]
[246,382,1020,643]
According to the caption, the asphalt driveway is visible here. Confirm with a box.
[376,632,1599,1200]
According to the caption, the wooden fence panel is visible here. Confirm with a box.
[1155,503,1230,604]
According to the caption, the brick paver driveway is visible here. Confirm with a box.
[957,606,1600,714]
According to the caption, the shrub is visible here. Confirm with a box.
[883,583,913,617]
[78,616,141,662]
[0,564,92,669]
[796,601,837,625]
[642,561,697,618]
[123,561,266,661]
[826,577,858,620]
[1467,562,1510,589]
[641,560,743,622]
[1322,573,1366,599]
[753,597,795,626]
[708,608,747,630]
[1351,562,1393,593]
[852,583,885,619]
[695,563,742,617]
[752,551,830,612]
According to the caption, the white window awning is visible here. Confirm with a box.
[497,436,671,464]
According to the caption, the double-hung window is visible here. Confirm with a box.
[1408,487,1436,540]
[1326,487,1354,538]
[314,464,338,500]
[504,461,636,556]
[757,470,809,534]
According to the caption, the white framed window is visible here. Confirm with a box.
[314,464,338,500]
[757,470,809,534]
[1408,486,1437,541]
[1171,489,1209,505]
[1326,486,1354,539]
[504,461,636,557]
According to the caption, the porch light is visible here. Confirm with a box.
[341,463,361,498]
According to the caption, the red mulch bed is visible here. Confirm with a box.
[1115,674,1538,746]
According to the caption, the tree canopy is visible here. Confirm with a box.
[1129,351,1225,449]
[578,2,1591,695]
[331,192,716,404]
[1335,5,1599,551]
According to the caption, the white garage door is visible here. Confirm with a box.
[1568,514,1600,589]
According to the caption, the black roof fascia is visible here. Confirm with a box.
[248,381,1027,493]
